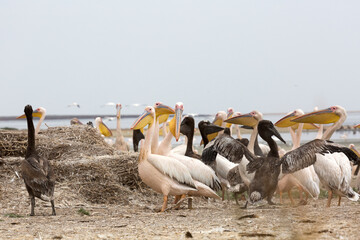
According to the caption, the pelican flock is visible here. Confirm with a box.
[13,103,360,216]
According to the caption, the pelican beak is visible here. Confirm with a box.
[174,105,183,141]
[225,113,258,127]
[275,112,297,128]
[130,110,153,130]
[212,116,223,127]
[291,107,340,124]
[350,145,360,158]
[204,123,224,136]
[155,103,175,125]
[270,125,286,144]
[16,109,42,119]
[302,123,319,130]
[354,124,360,129]
[98,121,113,137]
[225,111,234,128]
[155,103,175,116]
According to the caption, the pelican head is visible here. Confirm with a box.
[95,117,112,137]
[130,106,155,130]
[258,120,286,144]
[116,103,122,118]
[291,105,346,124]
[227,107,234,119]
[349,144,360,158]
[275,109,318,130]
[154,102,175,125]
[213,111,227,126]
[17,107,46,119]
[224,110,263,127]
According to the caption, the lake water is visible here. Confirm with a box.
[1,112,360,146]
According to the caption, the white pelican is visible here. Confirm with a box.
[113,103,129,151]
[21,105,56,216]
[151,102,175,155]
[292,105,360,207]
[349,144,360,190]
[94,117,112,137]
[17,107,46,135]
[275,109,320,204]
[130,106,197,212]
[154,103,221,199]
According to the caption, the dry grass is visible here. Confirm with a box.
[0,125,114,159]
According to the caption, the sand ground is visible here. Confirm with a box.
[1,171,360,240]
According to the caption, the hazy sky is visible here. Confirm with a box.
[1,1,360,116]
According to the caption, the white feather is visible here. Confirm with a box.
[147,154,195,187]
[169,153,220,188]
[291,166,320,199]
[215,154,238,180]
[170,144,187,155]
[314,152,359,201]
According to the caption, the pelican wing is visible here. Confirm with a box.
[323,144,360,165]
[281,139,328,173]
[211,134,256,163]
[246,157,265,174]
[281,139,359,174]
[170,153,221,191]
[147,154,196,189]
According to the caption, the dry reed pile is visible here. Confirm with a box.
[0,125,114,159]
[0,125,150,205]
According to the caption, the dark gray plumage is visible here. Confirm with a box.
[21,105,56,216]
[281,139,360,174]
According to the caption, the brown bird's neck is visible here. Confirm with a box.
[26,111,36,158]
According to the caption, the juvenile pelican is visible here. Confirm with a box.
[21,105,56,216]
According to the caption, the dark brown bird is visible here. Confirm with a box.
[21,105,56,216]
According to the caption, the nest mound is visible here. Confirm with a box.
[54,153,147,204]
[0,125,115,159]
[1,154,156,207]
[0,125,156,205]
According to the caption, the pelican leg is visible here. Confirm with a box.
[298,187,303,201]
[160,195,168,212]
[338,196,341,206]
[288,190,295,205]
[175,194,186,210]
[188,197,193,209]
[241,201,248,209]
[326,190,333,207]
[174,195,181,204]
[30,196,35,216]
[51,200,56,216]
[234,193,239,205]
[221,186,225,201]
[279,191,283,204]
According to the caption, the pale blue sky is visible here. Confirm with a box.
[1,1,360,116]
